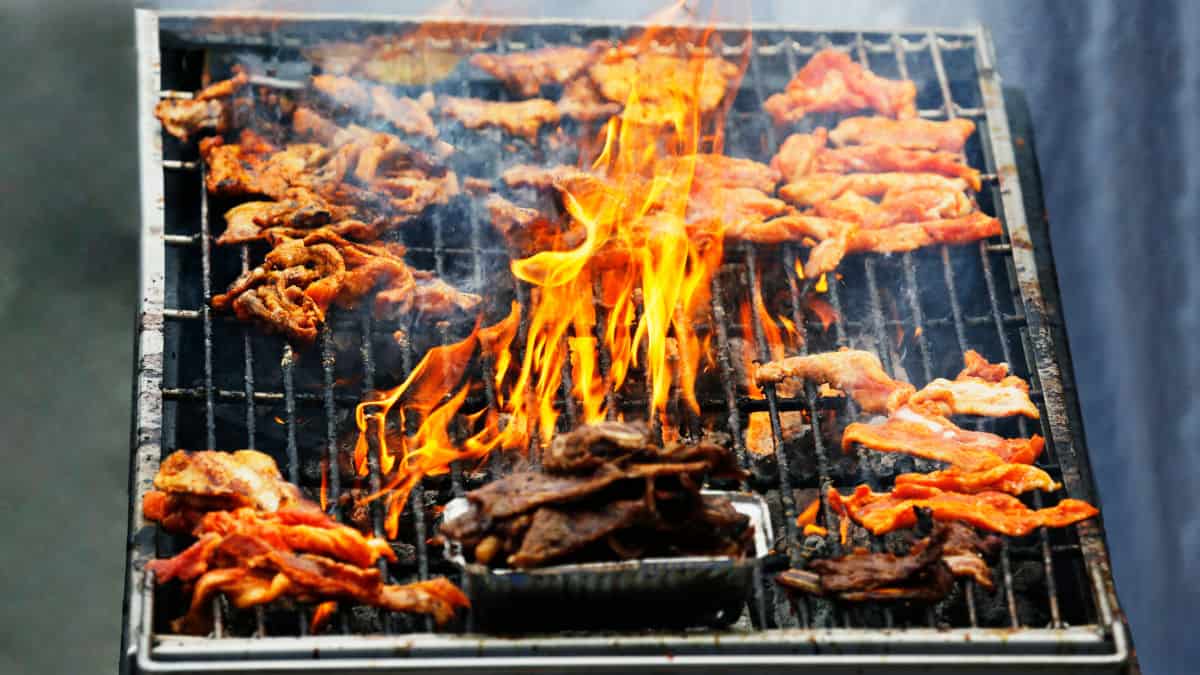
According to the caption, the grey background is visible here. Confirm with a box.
[1,1,1192,673]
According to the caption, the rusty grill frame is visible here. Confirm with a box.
[124,9,1131,673]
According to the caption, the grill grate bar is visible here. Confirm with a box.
[923,29,1025,629]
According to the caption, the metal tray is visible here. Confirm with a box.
[441,491,773,631]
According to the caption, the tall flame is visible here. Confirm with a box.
[353,8,752,532]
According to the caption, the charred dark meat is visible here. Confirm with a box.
[441,423,751,569]
[775,520,999,602]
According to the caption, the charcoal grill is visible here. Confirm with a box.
[124,9,1134,673]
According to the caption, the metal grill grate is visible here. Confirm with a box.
[124,10,1131,673]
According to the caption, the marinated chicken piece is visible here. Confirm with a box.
[588,50,738,118]
[894,463,1061,496]
[688,187,790,232]
[842,403,1045,471]
[305,34,464,85]
[200,132,311,199]
[147,450,310,516]
[755,349,916,414]
[814,188,975,230]
[440,96,561,141]
[829,116,976,153]
[501,163,593,191]
[908,349,1040,418]
[484,194,583,255]
[763,49,917,125]
[779,172,970,207]
[149,507,396,577]
[815,144,982,191]
[471,43,605,97]
[828,483,1099,537]
[770,129,829,183]
[211,235,345,343]
[165,534,468,634]
[374,272,482,319]
[309,74,439,139]
[556,76,623,121]
[216,189,337,245]
[154,71,249,141]
[663,153,781,193]
[846,212,1002,253]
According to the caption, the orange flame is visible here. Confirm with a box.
[354,8,756,533]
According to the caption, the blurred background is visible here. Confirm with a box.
[0,0,1192,672]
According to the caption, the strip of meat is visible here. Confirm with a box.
[779,172,970,207]
[149,450,310,514]
[376,273,482,319]
[501,163,592,191]
[508,499,647,568]
[828,484,1099,537]
[895,463,1060,496]
[842,404,1045,471]
[755,349,915,414]
[816,144,982,191]
[829,116,976,152]
[810,521,949,592]
[200,133,321,200]
[909,374,1039,419]
[558,76,623,121]
[763,49,917,125]
[814,188,975,230]
[146,533,223,583]
[196,508,397,568]
[907,349,1039,418]
[770,129,829,183]
[155,71,249,141]
[440,96,561,142]
[689,187,790,232]
[309,74,439,139]
[471,44,603,98]
[588,50,738,118]
[542,421,653,474]
[667,154,781,193]
[846,212,1002,254]
[216,190,337,245]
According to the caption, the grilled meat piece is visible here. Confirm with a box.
[542,421,653,474]
[779,172,970,207]
[309,74,439,139]
[815,144,982,191]
[829,483,1099,537]
[508,499,647,568]
[144,451,467,634]
[814,188,975,230]
[212,235,345,343]
[895,463,1060,496]
[147,450,310,517]
[907,349,1039,418]
[755,349,916,414]
[556,76,623,121]
[216,190,340,245]
[846,212,1002,253]
[770,129,829,183]
[588,49,738,119]
[665,154,781,193]
[440,96,561,142]
[305,34,464,86]
[154,71,249,141]
[377,272,482,319]
[471,43,605,98]
[829,115,976,152]
[777,520,993,601]
[763,49,917,125]
[200,132,321,200]
[443,424,750,569]
[169,533,467,634]
[501,163,592,192]
[843,403,1045,471]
